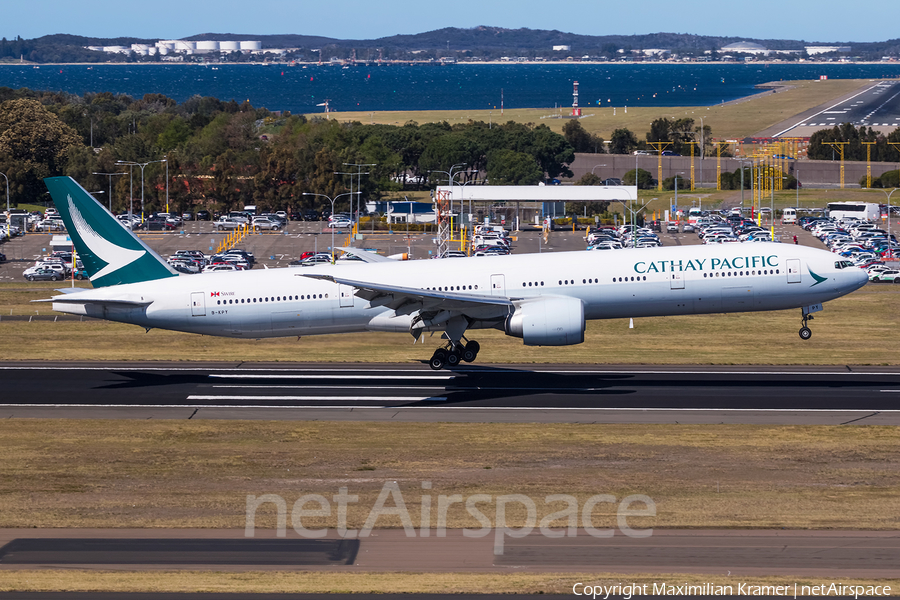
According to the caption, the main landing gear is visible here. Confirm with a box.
[799,314,813,340]
[429,339,480,370]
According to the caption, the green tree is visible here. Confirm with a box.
[563,120,605,153]
[609,128,638,154]
[485,149,543,185]
[647,118,672,143]
[662,175,692,191]
[576,173,603,185]
[0,97,81,202]
[623,168,654,189]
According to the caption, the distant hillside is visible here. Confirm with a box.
[4,29,899,63]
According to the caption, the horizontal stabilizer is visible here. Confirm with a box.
[34,297,154,307]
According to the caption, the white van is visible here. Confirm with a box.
[781,207,797,225]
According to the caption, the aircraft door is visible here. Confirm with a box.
[786,259,801,283]
[490,274,506,296]
[339,284,355,307]
[190,292,206,316]
[669,272,684,290]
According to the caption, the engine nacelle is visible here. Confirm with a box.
[505,296,585,346]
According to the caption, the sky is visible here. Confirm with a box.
[2,0,896,44]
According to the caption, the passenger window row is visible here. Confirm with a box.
[216,293,326,306]
[702,269,780,278]
[614,276,648,282]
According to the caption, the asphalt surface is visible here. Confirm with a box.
[766,80,900,138]
[2,362,900,424]
[0,528,897,578]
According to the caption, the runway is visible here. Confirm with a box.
[3,362,900,424]
[768,80,900,137]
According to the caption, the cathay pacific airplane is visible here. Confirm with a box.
[42,176,867,369]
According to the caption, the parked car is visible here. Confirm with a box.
[147,216,176,231]
[293,254,333,266]
[252,216,282,231]
[25,267,62,281]
[330,217,353,229]
[202,264,238,273]
[870,269,900,282]
[216,217,244,231]
[196,210,211,221]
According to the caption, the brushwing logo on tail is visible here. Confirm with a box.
[68,194,145,280]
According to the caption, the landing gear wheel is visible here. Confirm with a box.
[462,347,477,362]
[446,350,461,367]
[429,349,447,371]
[465,340,480,354]
[799,326,812,340]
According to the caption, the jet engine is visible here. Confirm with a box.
[505,296,585,346]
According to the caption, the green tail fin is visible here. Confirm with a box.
[44,176,177,287]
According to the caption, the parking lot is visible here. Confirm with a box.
[0,215,853,284]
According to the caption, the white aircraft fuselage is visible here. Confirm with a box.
[51,242,867,341]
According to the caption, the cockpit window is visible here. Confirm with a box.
[834,261,854,269]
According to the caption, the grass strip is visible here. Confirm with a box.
[311,79,873,140]
[1,421,898,530]
[0,571,897,594]
[2,283,900,364]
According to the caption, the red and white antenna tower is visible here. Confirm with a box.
[572,80,581,117]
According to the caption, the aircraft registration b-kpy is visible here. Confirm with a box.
[42,177,868,369]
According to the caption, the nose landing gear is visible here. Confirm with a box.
[799,314,813,340]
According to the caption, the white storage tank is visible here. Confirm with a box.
[196,40,219,51]
[174,40,196,52]
[220,41,240,51]
[240,41,262,51]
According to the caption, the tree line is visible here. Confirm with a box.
[562,117,717,156]
[0,87,575,215]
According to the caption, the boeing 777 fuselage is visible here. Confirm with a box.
[42,177,868,369]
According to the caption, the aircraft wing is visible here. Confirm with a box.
[300,273,516,313]
[333,247,395,263]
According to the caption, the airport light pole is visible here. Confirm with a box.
[451,169,476,236]
[344,161,376,226]
[673,172,684,221]
[302,191,360,262]
[0,171,8,238]
[877,188,899,258]
[116,159,167,223]
[92,171,127,213]
[335,163,375,245]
